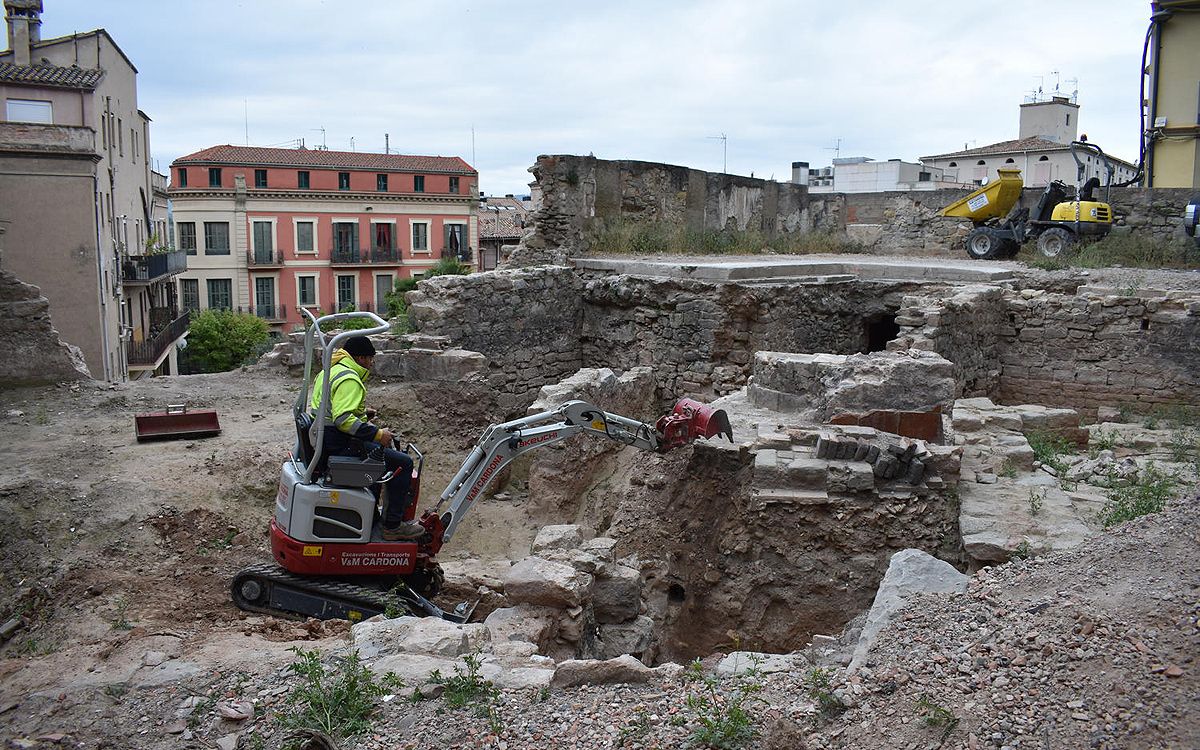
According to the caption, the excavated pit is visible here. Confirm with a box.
[404,259,1200,665]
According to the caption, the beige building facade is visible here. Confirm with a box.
[0,1,186,380]
[1145,1,1200,188]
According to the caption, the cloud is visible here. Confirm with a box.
[41,0,1152,194]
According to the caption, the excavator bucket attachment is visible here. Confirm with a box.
[655,398,734,451]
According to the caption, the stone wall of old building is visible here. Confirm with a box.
[579,274,923,402]
[995,289,1200,416]
[893,283,1200,416]
[0,267,91,385]
[891,285,1008,398]
[405,266,584,413]
[507,155,837,267]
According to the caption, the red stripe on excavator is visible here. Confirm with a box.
[270,519,418,575]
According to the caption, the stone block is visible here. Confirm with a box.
[502,557,592,609]
[597,616,656,658]
[351,617,489,659]
[531,525,584,555]
[551,655,653,688]
[592,564,642,624]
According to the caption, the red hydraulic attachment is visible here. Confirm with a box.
[654,398,733,451]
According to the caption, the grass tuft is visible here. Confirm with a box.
[279,647,401,740]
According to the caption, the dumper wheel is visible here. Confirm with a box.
[1036,227,1075,258]
[965,228,1001,260]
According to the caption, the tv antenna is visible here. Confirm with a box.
[707,133,727,173]
[311,127,327,150]
[824,138,842,160]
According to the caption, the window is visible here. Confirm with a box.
[117,117,123,156]
[1066,114,1071,126]
[918,171,931,182]
[297,275,317,307]
[252,221,274,263]
[297,170,310,189]
[449,176,459,194]
[376,173,388,191]
[333,222,359,260]
[177,168,188,187]
[374,222,393,250]
[296,220,315,253]
[413,175,425,192]
[206,278,232,310]
[444,223,466,259]
[374,274,393,310]
[336,275,356,311]
[5,98,52,123]
[208,167,222,187]
[976,160,986,165]
[948,162,957,168]
[1004,158,1015,164]
[203,222,230,255]
[254,277,276,319]
[411,221,429,252]
[338,172,350,190]
[255,169,268,188]
[178,222,196,255]
[180,279,199,311]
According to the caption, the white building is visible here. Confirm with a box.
[920,97,1138,188]
[792,158,969,193]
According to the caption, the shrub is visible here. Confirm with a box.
[182,309,271,373]
[1100,463,1177,528]
[428,652,502,732]
[1025,430,1073,475]
[683,658,763,748]
[279,647,401,740]
[319,305,378,332]
[805,667,846,723]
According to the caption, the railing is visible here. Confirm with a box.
[127,311,190,366]
[250,303,288,321]
[330,246,402,264]
[247,249,284,266]
[148,305,178,331]
[121,250,188,283]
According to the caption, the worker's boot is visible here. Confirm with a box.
[381,521,425,541]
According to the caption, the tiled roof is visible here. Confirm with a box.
[477,208,525,239]
[173,144,475,174]
[922,137,1071,161]
[0,61,104,89]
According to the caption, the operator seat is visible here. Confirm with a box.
[295,411,317,468]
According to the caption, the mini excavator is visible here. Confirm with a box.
[231,311,733,623]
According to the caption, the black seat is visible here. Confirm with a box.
[295,411,316,468]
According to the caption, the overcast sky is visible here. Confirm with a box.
[26,0,1152,196]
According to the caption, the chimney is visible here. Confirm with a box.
[4,0,43,66]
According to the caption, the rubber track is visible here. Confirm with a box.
[231,562,413,620]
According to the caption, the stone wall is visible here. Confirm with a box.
[891,285,1008,398]
[579,274,922,402]
[996,289,1200,416]
[895,284,1200,416]
[406,266,584,412]
[507,155,835,267]
[1104,187,1197,244]
[0,267,91,385]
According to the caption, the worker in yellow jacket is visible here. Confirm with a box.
[310,335,423,540]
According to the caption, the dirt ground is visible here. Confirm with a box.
[0,365,538,745]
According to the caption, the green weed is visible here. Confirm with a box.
[804,666,847,723]
[999,460,1018,479]
[197,528,238,555]
[617,707,653,747]
[682,657,764,749]
[1028,487,1045,516]
[1025,430,1074,475]
[1010,540,1033,561]
[1016,233,1199,270]
[188,691,218,729]
[430,651,502,732]
[1089,428,1119,456]
[916,695,960,746]
[110,597,134,631]
[279,647,402,740]
[1100,463,1178,528]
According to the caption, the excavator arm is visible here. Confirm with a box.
[429,398,732,544]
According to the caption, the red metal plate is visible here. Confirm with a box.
[270,519,418,575]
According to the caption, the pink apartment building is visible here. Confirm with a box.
[169,145,477,331]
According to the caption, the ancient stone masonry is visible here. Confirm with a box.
[507,155,837,267]
[405,266,584,413]
[0,267,90,385]
[893,284,1200,416]
[997,288,1200,416]
[889,285,1007,398]
[579,273,922,403]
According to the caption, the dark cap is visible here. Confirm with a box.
[344,335,376,358]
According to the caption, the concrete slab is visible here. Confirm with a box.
[572,255,1014,283]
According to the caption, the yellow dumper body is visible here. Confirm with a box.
[940,167,1024,223]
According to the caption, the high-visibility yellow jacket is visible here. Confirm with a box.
[310,349,384,446]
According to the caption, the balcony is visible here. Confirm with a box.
[127,311,190,366]
[250,303,289,322]
[330,246,402,265]
[247,248,285,267]
[122,250,188,284]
